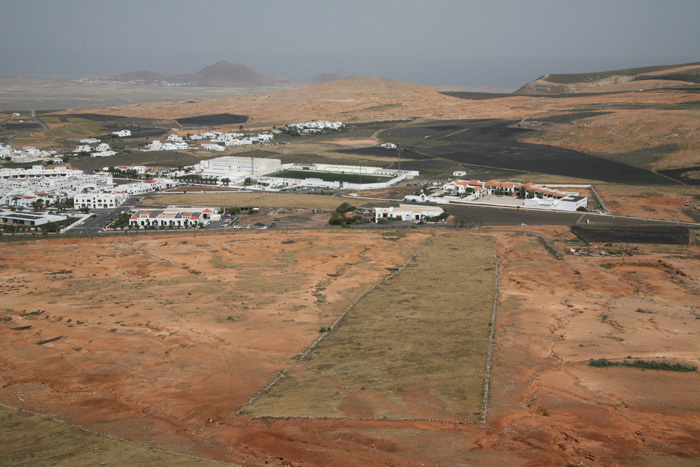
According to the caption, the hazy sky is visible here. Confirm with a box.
[1,0,698,89]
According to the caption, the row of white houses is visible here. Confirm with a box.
[128,206,221,228]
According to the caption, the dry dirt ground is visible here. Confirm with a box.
[594,184,700,222]
[1,227,699,466]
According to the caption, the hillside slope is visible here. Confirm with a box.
[516,62,700,94]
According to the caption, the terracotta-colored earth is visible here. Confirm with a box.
[594,184,700,222]
[1,226,699,466]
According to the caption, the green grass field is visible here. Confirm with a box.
[274,170,392,184]
[243,232,496,421]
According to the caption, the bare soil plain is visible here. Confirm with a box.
[2,228,699,466]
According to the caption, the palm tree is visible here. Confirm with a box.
[31,199,44,212]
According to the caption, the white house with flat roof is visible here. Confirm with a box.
[74,192,128,209]
[375,204,444,222]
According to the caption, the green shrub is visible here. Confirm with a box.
[589,358,697,372]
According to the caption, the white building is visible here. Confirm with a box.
[0,210,68,226]
[74,145,92,153]
[128,206,220,228]
[375,204,444,222]
[200,156,282,180]
[95,143,111,152]
[523,195,588,212]
[201,144,225,152]
[74,192,128,209]
[113,130,131,137]
[91,150,116,157]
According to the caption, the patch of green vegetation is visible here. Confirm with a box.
[245,234,495,421]
[329,202,367,226]
[66,117,90,123]
[589,358,697,372]
[275,170,391,184]
[39,116,61,123]
[1,162,36,169]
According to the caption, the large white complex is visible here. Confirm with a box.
[199,156,282,181]
[405,178,589,212]
[0,166,113,207]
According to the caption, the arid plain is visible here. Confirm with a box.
[1,65,700,466]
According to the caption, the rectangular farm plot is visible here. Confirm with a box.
[243,233,496,421]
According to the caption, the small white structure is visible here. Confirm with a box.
[74,145,92,153]
[95,143,111,152]
[91,150,116,157]
[201,144,225,152]
[524,195,588,212]
[453,171,467,177]
[375,204,444,222]
[380,143,397,149]
[113,130,131,137]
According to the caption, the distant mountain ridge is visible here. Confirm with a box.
[92,61,342,87]
[516,61,700,94]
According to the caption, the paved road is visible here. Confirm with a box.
[69,159,95,174]
[69,196,142,235]
[64,196,698,237]
[444,204,697,228]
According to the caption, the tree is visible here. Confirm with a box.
[221,177,231,186]
[243,177,254,186]
[31,199,44,212]
[80,206,90,214]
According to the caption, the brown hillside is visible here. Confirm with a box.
[190,60,280,86]
[75,75,700,170]
[90,76,463,124]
